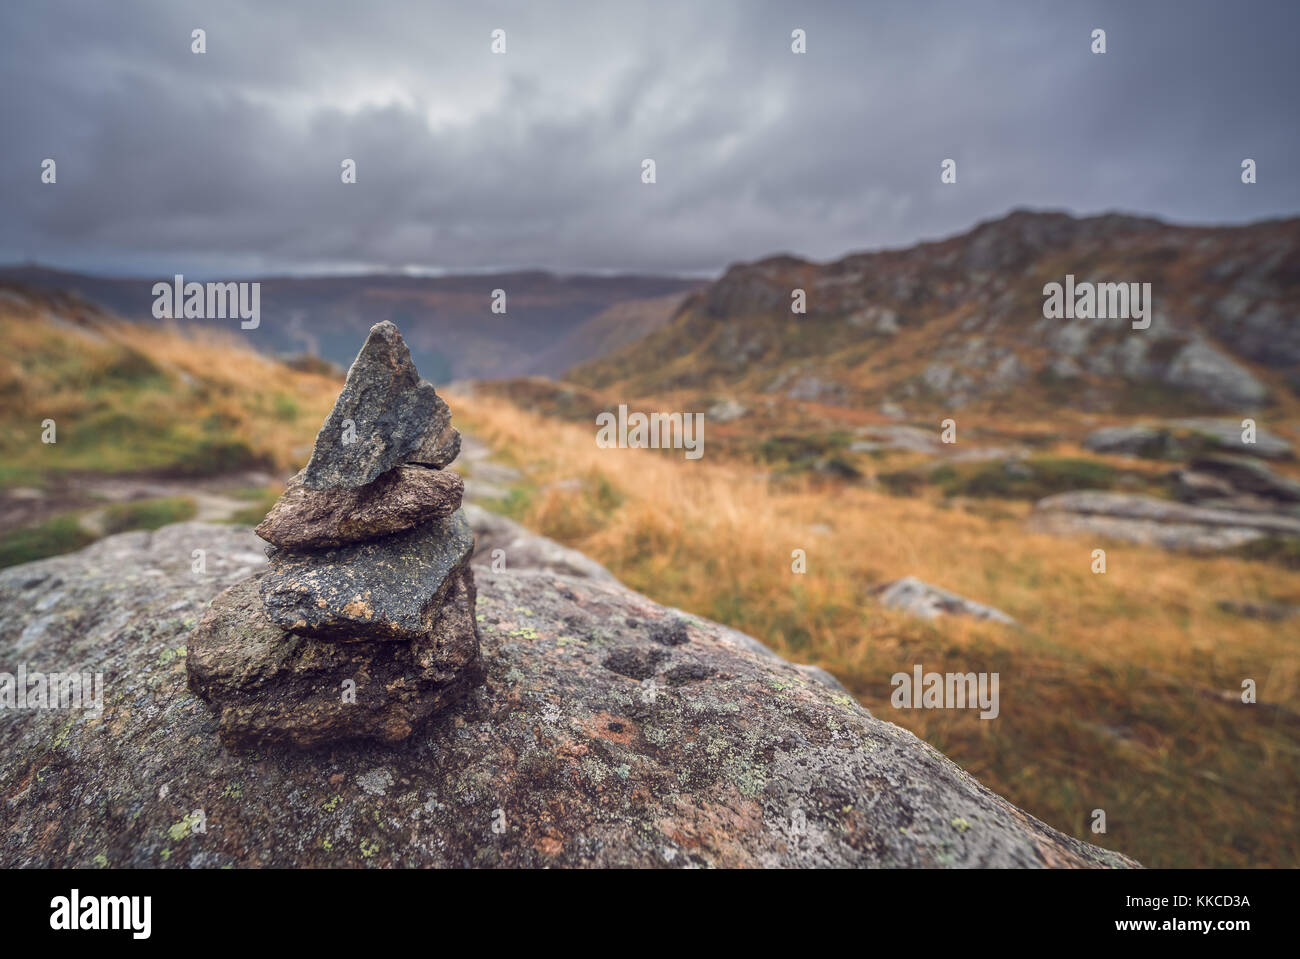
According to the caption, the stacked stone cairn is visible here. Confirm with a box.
[187,321,483,748]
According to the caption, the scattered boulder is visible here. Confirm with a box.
[1217,599,1300,622]
[1082,425,1176,459]
[465,503,617,583]
[1169,419,1292,460]
[1187,455,1300,504]
[874,576,1016,626]
[1031,490,1300,552]
[707,397,748,422]
[1083,420,1293,461]
[850,425,942,455]
[188,322,482,747]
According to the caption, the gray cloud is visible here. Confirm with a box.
[1,0,1297,276]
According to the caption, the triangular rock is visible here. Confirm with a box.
[301,321,460,491]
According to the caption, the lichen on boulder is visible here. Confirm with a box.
[0,520,1138,867]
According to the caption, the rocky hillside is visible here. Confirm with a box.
[571,210,1300,415]
[0,515,1135,868]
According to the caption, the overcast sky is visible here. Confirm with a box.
[1,0,1297,277]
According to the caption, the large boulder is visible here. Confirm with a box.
[0,521,1135,868]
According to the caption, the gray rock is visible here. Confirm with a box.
[1031,490,1300,552]
[1188,455,1300,503]
[1168,419,1292,460]
[1217,599,1300,622]
[1162,339,1268,408]
[707,397,748,422]
[188,568,481,748]
[260,509,476,641]
[851,425,942,454]
[301,321,460,491]
[1030,511,1267,553]
[256,466,464,549]
[1036,490,1300,533]
[875,576,1017,626]
[464,503,617,583]
[1082,425,1176,459]
[0,522,1136,868]
[1083,420,1293,461]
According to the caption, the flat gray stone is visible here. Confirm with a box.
[256,465,464,549]
[188,567,482,749]
[260,509,476,641]
[875,576,1017,625]
[301,321,460,491]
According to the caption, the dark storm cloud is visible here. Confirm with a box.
[1,0,1297,276]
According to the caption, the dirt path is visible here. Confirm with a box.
[1,470,276,535]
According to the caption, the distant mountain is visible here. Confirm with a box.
[570,210,1300,415]
[0,265,703,383]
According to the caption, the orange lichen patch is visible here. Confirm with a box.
[555,740,590,759]
[580,711,639,746]
[533,833,565,857]
[342,597,375,620]
[657,791,764,868]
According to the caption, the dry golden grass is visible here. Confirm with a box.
[0,296,339,484]
[449,389,1300,868]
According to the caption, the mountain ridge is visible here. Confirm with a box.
[569,209,1300,416]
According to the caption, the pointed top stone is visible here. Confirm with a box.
[301,321,460,490]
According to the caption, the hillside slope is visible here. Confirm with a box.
[571,210,1300,416]
[0,267,702,381]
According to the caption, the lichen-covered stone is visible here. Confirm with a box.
[301,321,460,491]
[259,509,475,641]
[0,521,1138,868]
[187,568,481,749]
[256,465,464,550]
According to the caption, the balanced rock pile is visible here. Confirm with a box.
[187,321,483,748]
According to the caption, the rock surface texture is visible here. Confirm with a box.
[0,521,1136,867]
[256,465,464,549]
[301,320,460,491]
[875,576,1018,625]
[189,322,483,747]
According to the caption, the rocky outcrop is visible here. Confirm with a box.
[1083,420,1293,461]
[1162,339,1269,408]
[0,520,1135,868]
[1031,490,1300,552]
[570,210,1300,414]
